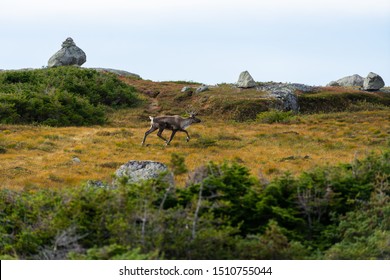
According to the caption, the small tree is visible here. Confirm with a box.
[170,153,188,175]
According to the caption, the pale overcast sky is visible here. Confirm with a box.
[1,0,389,85]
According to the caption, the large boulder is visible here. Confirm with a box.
[363,72,385,91]
[269,87,299,112]
[257,83,301,112]
[48,37,86,67]
[330,74,364,87]
[237,71,256,88]
[114,160,174,186]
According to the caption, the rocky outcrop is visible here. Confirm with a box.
[363,72,385,91]
[288,83,316,93]
[114,160,174,186]
[237,71,256,88]
[48,37,86,67]
[268,87,299,112]
[256,82,316,112]
[330,74,364,87]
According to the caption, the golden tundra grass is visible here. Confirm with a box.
[0,109,389,189]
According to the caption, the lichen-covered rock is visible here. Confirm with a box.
[48,37,86,67]
[237,71,256,88]
[332,74,364,87]
[257,83,301,112]
[114,160,174,186]
[363,72,385,91]
[269,87,299,112]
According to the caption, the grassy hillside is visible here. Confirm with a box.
[0,109,389,189]
[0,70,389,188]
[121,77,390,120]
[0,69,389,188]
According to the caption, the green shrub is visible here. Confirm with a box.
[0,91,106,126]
[236,220,309,259]
[0,67,140,126]
[179,162,259,234]
[0,151,388,259]
[170,153,188,175]
[256,109,297,124]
[0,146,6,154]
[68,245,158,260]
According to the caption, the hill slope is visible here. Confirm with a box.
[0,68,389,188]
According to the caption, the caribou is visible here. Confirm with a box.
[141,113,201,146]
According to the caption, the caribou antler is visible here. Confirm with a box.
[185,105,199,116]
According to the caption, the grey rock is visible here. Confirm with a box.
[327,81,340,86]
[363,72,385,91]
[72,157,81,164]
[91,68,141,79]
[48,37,86,67]
[269,87,299,112]
[237,71,256,88]
[115,160,174,186]
[257,82,315,93]
[289,83,316,93]
[257,83,301,112]
[195,85,209,93]
[334,74,364,87]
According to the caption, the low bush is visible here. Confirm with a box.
[299,91,390,113]
[170,153,188,175]
[0,67,140,126]
[256,110,297,124]
[0,91,106,126]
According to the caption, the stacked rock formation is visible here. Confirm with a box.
[48,37,86,67]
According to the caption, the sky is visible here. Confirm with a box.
[1,0,389,86]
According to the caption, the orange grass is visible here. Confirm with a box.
[1,110,389,190]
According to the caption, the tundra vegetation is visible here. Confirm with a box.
[0,67,389,259]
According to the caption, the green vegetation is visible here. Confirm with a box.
[170,153,188,175]
[1,151,388,259]
[299,91,390,113]
[0,67,140,126]
[256,109,297,124]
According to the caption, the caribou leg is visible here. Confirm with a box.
[142,126,158,145]
[182,129,191,142]
[166,130,177,145]
[157,127,168,143]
